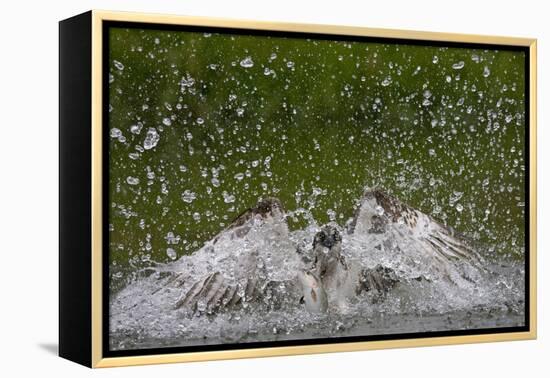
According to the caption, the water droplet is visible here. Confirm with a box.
[181,190,197,203]
[449,191,464,205]
[130,123,143,134]
[165,231,181,245]
[234,173,245,181]
[452,61,465,70]
[166,248,177,260]
[113,60,124,70]
[126,176,139,185]
[211,178,220,187]
[456,203,464,212]
[180,74,195,92]
[432,56,439,64]
[286,61,295,69]
[110,128,122,138]
[143,128,160,150]
[223,191,236,203]
[196,117,204,125]
[193,212,201,221]
[162,117,172,126]
[381,77,391,86]
[483,66,491,77]
[236,108,244,117]
[179,165,188,172]
[239,56,254,68]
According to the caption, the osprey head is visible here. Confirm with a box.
[313,225,342,249]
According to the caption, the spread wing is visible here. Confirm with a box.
[157,197,301,316]
[171,272,300,316]
[344,188,488,295]
[348,188,484,265]
[212,197,286,244]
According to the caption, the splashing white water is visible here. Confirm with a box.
[110,202,524,351]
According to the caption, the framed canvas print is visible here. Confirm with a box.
[59,10,537,368]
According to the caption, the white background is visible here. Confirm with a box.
[0,0,547,376]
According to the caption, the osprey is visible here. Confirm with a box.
[306,225,400,308]
[149,189,486,316]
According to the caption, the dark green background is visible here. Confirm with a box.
[108,27,526,290]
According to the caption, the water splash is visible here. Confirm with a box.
[452,61,465,70]
[110,191,524,351]
[240,57,254,68]
[143,128,160,150]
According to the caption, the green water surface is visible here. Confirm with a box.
[107,27,526,290]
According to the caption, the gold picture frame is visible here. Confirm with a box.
[59,10,537,368]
